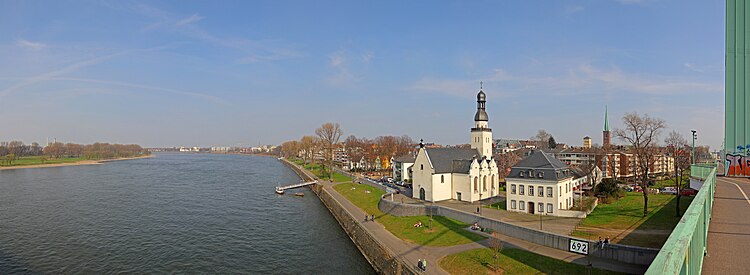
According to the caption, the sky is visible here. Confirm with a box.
[0,0,726,149]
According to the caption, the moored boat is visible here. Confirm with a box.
[294,192,304,197]
[275,187,284,195]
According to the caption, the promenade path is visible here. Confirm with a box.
[322,181,646,274]
[290,161,643,273]
[702,177,750,274]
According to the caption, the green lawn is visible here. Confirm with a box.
[653,174,689,189]
[484,201,507,210]
[333,182,486,246]
[572,192,693,248]
[440,248,623,275]
[292,159,350,182]
[0,156,85,167]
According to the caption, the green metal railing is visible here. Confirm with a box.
[645,165,717,275]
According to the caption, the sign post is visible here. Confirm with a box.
[569,239,589,255]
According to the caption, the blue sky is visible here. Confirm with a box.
[0,0,725,148]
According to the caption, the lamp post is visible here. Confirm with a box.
[691,130,697,165]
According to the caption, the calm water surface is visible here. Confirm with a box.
[0,153,374,274]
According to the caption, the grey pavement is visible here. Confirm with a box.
[702,177,750,274]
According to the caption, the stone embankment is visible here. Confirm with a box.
[279,159,416,275]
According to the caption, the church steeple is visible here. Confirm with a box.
[471,82,492,158]
[604,105,610,132]
[603,105,611,147]
[474,82,488,122]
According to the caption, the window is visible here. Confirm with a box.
[547,204,553,213]
[441,175,444,183]
[560,203,562,209]
[566,184,568,192]
[519,171,524,177]
[421,164,423,170]
[539,203,544,213]
[520,201,525,210]
[474,177,478,192]
[538,186,544,197]
[559,186,562,197]
[519,185,525,195]
[529,186,534,196]
[511,184,516,194]
[511,200,517,209]
[538,171,544,178]
[547,187,553,198]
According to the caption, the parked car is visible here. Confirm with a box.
[661,187,677,195]
[680,188,698,196]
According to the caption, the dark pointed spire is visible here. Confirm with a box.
[474,82,488,121]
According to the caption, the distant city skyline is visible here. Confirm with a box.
[0,0,725,149]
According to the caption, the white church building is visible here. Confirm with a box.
[412,88,499,202]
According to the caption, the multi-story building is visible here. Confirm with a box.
[505,150,577,216]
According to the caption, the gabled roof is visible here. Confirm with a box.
[425,148,480,174]
[514,150,568,169]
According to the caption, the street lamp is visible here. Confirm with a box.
[691,130,697,165]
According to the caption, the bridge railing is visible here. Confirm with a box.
[645,165,716,275]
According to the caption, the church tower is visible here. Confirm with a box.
[603,105,611,148]
[471,85,493,158]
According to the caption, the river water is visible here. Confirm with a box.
[0,153,374,274]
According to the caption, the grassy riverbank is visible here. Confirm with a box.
[572,192,693,248]
[440,248,623,275]
[334,182,485,246]
[290,158,349,182]
[0,155,151,170]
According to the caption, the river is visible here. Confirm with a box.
[0,153,374,274]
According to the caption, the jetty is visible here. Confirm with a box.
[276,180,317,192]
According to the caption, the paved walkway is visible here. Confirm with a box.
[702,177,750,274]
[290,161,644,274]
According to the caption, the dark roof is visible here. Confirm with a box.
[393,154,416,163]
[507,150,572,181]
[425,148,480,173]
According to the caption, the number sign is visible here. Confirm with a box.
[569,239,589,255]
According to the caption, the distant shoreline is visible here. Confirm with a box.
[0,155,153,171]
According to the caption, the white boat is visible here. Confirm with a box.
[275,186,284,195]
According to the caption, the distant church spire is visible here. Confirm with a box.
[603,105,611,147]
[604,105,610,132]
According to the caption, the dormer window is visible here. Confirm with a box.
[519,171,524,177]
[528,170,534,178]
[538,172,544,178]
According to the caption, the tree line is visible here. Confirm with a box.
[0,140,149,164]
[278,123,416,177]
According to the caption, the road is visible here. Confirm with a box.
[702,176,750,274]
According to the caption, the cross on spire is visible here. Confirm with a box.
[480,81,483,90]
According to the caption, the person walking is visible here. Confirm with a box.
[417,258,422,271]
[371,214,375,221]
[422,258,427,271]
[365,214,368,222]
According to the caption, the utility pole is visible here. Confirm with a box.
[691,130,697,165]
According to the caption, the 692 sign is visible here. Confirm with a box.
[569,239,589,255]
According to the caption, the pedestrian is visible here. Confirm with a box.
[371,214,375,221]
[417,258,422,270]
[604,237,610,246]
[598,236,603,249]
[365,214,368,222]
[422,259,427,271]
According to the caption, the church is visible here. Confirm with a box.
[411,88,499,202]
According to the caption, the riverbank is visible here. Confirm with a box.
[0,155,153,171]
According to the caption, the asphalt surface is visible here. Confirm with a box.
[702,176,750,274]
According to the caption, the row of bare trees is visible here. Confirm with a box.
[278,123,417,178]
[1,141,149,160]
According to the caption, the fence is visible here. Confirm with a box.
[645,165,717,275]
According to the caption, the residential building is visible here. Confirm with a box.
[505,150,575,216]
[583,136,592,149]
[391,154,416,181]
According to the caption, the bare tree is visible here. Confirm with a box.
[299,136,317,165]
[665,131,690,217]
[580,146,603,193]
[532,129,552,149]
[489,232,504,272]
[614,112,666,216]
[315,123,343,180]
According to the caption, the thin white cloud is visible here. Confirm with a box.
[48,77,228,105]
[564,6,585,15]
[407,64,722,98]
[175,13,204,26]
[361,51,374,64]
[617,0,645,4]
[133,4,300,63]
[15,39,47,50]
